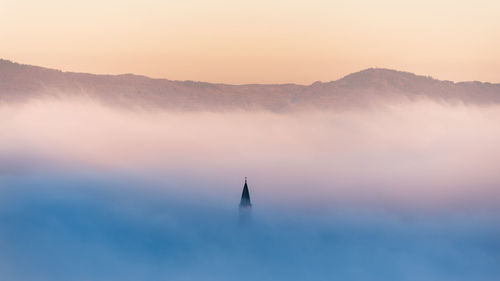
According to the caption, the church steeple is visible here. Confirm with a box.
[239,177,251,208]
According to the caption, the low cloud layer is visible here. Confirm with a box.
[2,97,500,209]
[1,96,500,280]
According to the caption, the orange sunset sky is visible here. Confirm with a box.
[1,0,499,84]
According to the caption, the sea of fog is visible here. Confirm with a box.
[1,97,500,280]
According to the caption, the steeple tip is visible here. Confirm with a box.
[240,177,251,208]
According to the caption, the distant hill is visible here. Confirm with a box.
[1,59,499,111]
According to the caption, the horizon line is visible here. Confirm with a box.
[1,58,499,86]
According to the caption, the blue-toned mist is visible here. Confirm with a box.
[1,172,500,281]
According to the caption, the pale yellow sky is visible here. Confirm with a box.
[1,0,499,84]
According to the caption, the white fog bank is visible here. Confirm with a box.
[2,97,500,210]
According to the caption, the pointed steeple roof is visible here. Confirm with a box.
[240,177,251,207]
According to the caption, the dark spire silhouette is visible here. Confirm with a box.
[239,177,251,208]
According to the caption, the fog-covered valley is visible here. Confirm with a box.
[1,63,500,280]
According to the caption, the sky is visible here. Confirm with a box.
[1,0,499,84]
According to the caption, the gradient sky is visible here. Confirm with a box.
[1,0,499,84]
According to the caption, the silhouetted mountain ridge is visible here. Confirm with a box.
[1,59,499,111]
